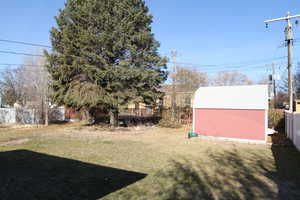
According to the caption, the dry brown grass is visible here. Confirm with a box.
[0,123,300,199]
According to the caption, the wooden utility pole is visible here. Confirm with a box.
[264,12,300,112]
[272,63,277,108]
[267,62,279,108]
[171,49,177,121]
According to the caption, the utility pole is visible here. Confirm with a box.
[267,62,279,108]
[272,63,277,108]
[264,12,300,112]
[171,49,177,121]
[267,63,278,108]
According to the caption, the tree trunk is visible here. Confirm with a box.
[82,109,88,121]
[135,102,139,116]
[41,96,44,124]
[45,98,49,126]
[81,107,91,122]
[109,109,119,127]
[42,94,49,126]
[88,108,96,124]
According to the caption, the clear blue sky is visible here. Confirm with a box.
[0,0,299,79]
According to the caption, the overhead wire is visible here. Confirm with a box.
[0,49,289,71]
[0,38,297,74]
[0,63,44,67]
[0,39,51,49]
[0,50,45,57]
[0,38,289,68]
[0,62,280,73]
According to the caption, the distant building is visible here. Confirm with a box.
[123,85,195,117]
[159,85,194,108]
[294,99,300,113]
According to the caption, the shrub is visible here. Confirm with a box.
[268,109,285,133]
[158,109,182,128]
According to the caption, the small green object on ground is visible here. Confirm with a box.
[188,132,198,138]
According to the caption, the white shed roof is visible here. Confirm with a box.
[193,85,268,110]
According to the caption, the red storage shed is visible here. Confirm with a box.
[193,85,269,143]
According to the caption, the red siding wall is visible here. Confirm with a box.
[194,108,266,141]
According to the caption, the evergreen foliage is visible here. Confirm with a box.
[45,0,167,125]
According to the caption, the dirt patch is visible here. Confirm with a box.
[62,125,157,137]
[0,138,30,146]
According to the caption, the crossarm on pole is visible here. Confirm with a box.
[264,14,300,23]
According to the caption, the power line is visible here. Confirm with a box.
[0,64,287,76]
[0,69,47,74]
[0,38,291,68]
[0,59,294,73]
[166,56,288,69]
[0,63,44,67]
[0,50,45,57]
[0,38,297,69]
[189,65,276,73]
[175,61,283,71]
[0,39,51,48]
[171,56,300,71]
[0,39,286,67]
[0,49,289,69]
[0,60,290,73]
[0,63,276,73]
[0,48,296,72]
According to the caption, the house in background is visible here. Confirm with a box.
[193,85,269,143]
[159,85,194,108]
[125,103,154,116]
[123,85,195,116]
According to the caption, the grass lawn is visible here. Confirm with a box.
[0,123,300,200]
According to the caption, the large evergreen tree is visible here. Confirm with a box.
[45,0,167,125]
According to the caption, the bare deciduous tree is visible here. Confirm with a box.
[295,62,300,99]
[256,76,269,85]
[173,67,209,92]
[0,69,24,106]
[0,54,51,125]
[20,56,51,125]
[213,71,253,86]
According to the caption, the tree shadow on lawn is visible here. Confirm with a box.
[0,150,147,200]
[120,148,300,200]
[152,147,300,200]
[271,144,300,199]
[152,150,278,200]
[113,149,279,200]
